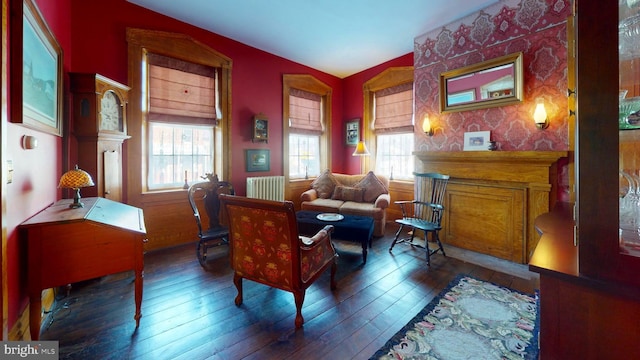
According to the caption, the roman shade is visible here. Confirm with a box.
[289,88,323,135]
[147,53,221,124]
[373,82,414,134]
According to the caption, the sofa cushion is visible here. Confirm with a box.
[311,169,339,199]
[332,185,365,202]
[355,171,388,203]
[339,201,384,220]
[301,198,343,213]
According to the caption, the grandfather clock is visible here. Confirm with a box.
[70,73,130,202]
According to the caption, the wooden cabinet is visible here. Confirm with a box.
[19,197,147,340]
[70,73,130,202]
[529,2,640,358]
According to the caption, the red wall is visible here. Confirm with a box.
[4,0,409,330]
[68,0,345,197]
[340,53,414,174]
[5,0,72,328]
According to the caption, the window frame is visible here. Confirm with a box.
[363,66,414,176]
[283,74,332,182]
[126,28,232,205]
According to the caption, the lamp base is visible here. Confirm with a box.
[69,188,84,208]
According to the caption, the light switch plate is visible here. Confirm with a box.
[7,160,13,184]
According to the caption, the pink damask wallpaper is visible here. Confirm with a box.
[414,0,572,151]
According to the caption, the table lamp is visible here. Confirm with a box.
[58,165,95,208]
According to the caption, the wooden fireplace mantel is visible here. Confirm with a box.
[414,150,568,263]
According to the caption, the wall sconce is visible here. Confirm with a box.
[22,135,38,149]
[533,100,549,130]
[58,165,95,208]
[422,115,434,136]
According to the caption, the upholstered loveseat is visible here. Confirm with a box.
[300,170,390,237]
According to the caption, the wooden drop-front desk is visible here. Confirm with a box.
[19,197,147,340]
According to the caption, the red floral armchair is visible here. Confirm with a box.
[219,194,338,328]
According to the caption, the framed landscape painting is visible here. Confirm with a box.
[11,0,64,136]
[246,149,270,172]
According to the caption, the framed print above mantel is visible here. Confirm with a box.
[463,131,491,151]
[10,0,64,136]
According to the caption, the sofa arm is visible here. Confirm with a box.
[301,189,319,202]
[374,193,391,209]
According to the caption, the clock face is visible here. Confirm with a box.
[100,91,122,131]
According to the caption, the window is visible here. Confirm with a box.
[283,75,332,181]
[375,133,414,180]
[363,67,415,180]
[145,53,221,190]
[149,123,213,189]
[126,28,232,201]
[289,134,320,178]
[288,88,323,178]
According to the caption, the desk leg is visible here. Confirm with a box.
[134,268,143,327]
[29,294,40,340]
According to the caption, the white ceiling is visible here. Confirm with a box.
[127,0,500,78]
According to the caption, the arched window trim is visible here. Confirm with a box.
[126,28,232,205]
[363,66,414,174]
[283,74,332,182]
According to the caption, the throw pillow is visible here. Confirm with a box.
[355,171,388,203]
[311,169,338,199]
[332,185,365,202]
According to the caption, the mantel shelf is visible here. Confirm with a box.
[414,150,568,184]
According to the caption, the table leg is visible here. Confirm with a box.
[29,294,40,340]
[362,239,368,263]
[134,268,143,327]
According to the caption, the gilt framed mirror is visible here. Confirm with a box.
[439,52,524,113]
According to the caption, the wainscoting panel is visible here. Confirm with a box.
[415,151,567,264]
[445,180,525,262]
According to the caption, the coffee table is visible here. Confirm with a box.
[296,210,374,263]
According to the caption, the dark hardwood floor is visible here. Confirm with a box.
[40,225,539,360]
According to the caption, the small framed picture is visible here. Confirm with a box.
[345,119,359,146]
[245,149,270,172]
[463,131,491,151]
[252,113,268,143]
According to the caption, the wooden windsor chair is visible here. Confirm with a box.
[389,172,450,265]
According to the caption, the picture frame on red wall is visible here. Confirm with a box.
[345,120,359,146]
[10,0,64,137]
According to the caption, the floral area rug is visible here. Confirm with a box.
[371,274,539,360]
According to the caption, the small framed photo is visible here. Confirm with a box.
[252,113,268,143]
[345,119,359,146]
[463,131,491,151]
[245,149,270,172]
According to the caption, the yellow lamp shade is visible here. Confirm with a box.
[352,141,370,156]
[59,165,95,208]
[59,165,95,189]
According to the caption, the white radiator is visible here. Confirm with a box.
[246,176,285,201]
